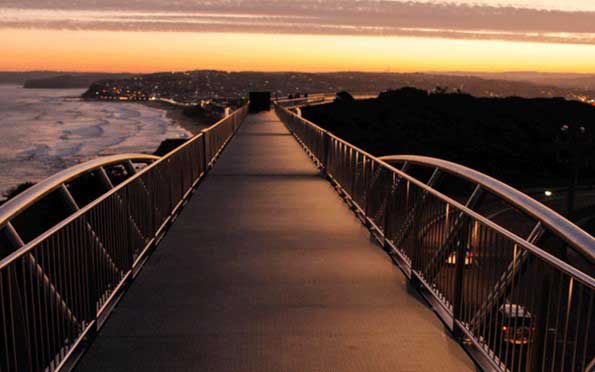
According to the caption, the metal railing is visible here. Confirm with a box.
[0,154,159,251]
[275,102,595,372]
[0,104,248,372]
[275,94,331,108]
[275,93,378,109]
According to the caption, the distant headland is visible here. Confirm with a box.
[0,71,132,89]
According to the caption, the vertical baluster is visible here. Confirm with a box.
[453,214,469,336]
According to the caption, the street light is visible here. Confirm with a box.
[555,123,592,219]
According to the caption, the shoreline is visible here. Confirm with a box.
[141,101,213,135]
[0,95,222,201]
[77,96,215,135]
[0,102,209,203]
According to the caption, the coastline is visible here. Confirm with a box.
[0,88,202,203]
[0,101,205,203]
[141,101,213,135]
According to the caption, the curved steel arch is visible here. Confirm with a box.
[0,154,159,229]
[379,155,595,264]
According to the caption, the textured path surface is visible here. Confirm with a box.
[77,111,475,372]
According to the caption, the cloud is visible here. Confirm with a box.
[1,1,595,44]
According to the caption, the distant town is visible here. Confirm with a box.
[1,70,594,109]
[80,71,595,106]
[3,70,594,107]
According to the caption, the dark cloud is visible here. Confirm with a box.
[2,1,595,44]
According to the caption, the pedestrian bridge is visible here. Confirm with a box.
[0,100,594,372]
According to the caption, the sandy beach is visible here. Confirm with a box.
[142,101,219,135]
[0,85,192,195]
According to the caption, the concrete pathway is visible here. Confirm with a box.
[77,111,475,372]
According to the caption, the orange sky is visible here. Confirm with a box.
[2,1,595,73]
[2,29,595,73]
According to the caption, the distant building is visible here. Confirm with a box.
[249,92,271,112]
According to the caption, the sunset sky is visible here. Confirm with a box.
[1,0,595,73]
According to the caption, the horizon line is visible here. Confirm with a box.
[3,69,595,76]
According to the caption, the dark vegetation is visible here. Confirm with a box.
[302,88,595,188]
[0,182,35,206]
[182,104,222,124]
[153,139,188,156]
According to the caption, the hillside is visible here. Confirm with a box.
[82,70,595,103]
[302,88,595,188]
[439,71,595,92]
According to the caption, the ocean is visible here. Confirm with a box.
[0,85,191,195]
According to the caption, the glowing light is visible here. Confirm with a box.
[1,29,595,73]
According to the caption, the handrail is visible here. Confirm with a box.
[0,104,248,269]
[380,155,595,264]
[0,154,159,228]
[276,103,594,284]
[274,93,379,103]
[274,93,378,108]
[274,101,595,372]
[275,101,595,264]
[0,103,249,372]
[371,158,595,288]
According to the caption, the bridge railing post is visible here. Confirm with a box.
[1,223,34,371]
[452,216,470,339]
[202,132,209,174]
[382,176,394,251]
[410,197,422,274]
[322,131,331,177]
[527,268,551,371]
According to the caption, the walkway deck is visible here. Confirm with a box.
[77,112,475,371]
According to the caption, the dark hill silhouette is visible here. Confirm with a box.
[302,88,595,188]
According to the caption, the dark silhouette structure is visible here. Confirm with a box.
[249,91,271,112]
